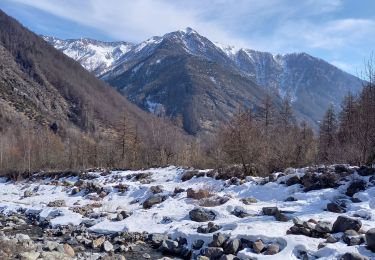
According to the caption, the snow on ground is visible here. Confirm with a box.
[0,166,374,259]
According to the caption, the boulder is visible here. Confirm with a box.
[19,252,40,260]
[252,239,264,254]
[201,247,224,259]
[160,239,181,255]
[286,175,301,186]
[231,206,251,218]
[197,222,221,233]
[148,233,168,247]
[275,211,289,222]
[63,244,75,257]
[332,216,362,233]
[264,244,280,255]
[357,166,375,176]
[143,195,167,209]
[342,230,364,246]
[341,252,369,260]
[223,239,240,255]
[210,233,228,247]
[192,239,205,250]
[315,221,333,233]
[365,228,375,252]
[262,207,279,216]
[102,240,114,252]
[346,180,367,197]
[241,197,257,205]
[189,208,216,222]
[47,200,66,207]
[327,202,346,213]
[150,185,163,194]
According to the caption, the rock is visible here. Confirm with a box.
[252,239,264,254]
[264,243,280,255]
[346,180,367,197]
[143,195,167,209]
[47,199,66,207]
[262,207,279,216]
[181,170,204,181]
[19,252,40,260]
[142,253,151,259]
[199,196,230,207]
[365,228,375,252]
[275,211,289,222]
[160,239,181,254]
[44,241,60,251]
[315,221,333,233]
[150,185,163,194]
[103,240,114,252]
[241,197,257,204]
[293,217,304,227]
[342,230,364,246]
[220,254,237,260]
[231,206,251,218]
[148,233,168,247]
[341,252,369,260]
[189,208,216,222]
[197,222,221,233]
[332,216,362,233]
[285,196,297,202]
[326,235,339,243]
[327,202,346,213]
[92,236,106,248]
[286,175,301,186]
[223,239,240,255]
[24,190,34,197]
[71,187,80,195]
[63,244,75,257]
[174,187,185,194]
[357,166,375,176]
[40,251,71,260]
[197,256,210,260]
[201,247,224,259]
[210,233,227,247]
[192,239,205,250]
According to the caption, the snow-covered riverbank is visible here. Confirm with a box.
[0,165,375,259]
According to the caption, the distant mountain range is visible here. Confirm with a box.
[44,27,363,135]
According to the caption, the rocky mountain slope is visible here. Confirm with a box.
[0,10,184,141]
[45,28,363,134]
[0,165,374,259]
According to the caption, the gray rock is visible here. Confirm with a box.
[143,195,167,209]
[19,252,40,260]
[189,208,216,222]
[223,238,240,255]
[241,197,257,205]
[275,211,289,222]
[327,202,345,213]
[264,243,280,255]
[252,239,264,254]
[231,206,251,218]
[210,233,227,247]
[148,233,168,247]
[220,254,237,260]
[150,185,163,194]
[341,252,369,260]
[24,190,34,197]
[332,216,362,233]
[160,239,181,254]
[365,228,375,252]
[201,247,224,258]
[47,200,66,207]
[292,217,304,227]
[103,240,114,252]
[192,239,205,250]
[315,221,333,233]
[262,207,279,216]
[197,222,221,233]
[40,251,71,260]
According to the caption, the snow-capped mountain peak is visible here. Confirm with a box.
[42,36,134,76]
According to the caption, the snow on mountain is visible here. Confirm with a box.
[43,36,134,76]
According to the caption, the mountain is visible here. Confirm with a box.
[42,36,134,77]
[0,9,184,141]
[45,28,363,134]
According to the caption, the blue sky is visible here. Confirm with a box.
[1,0,374,75]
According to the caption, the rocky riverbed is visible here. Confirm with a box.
[0,165,375,259]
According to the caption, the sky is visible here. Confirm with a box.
[1,0,374,75]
